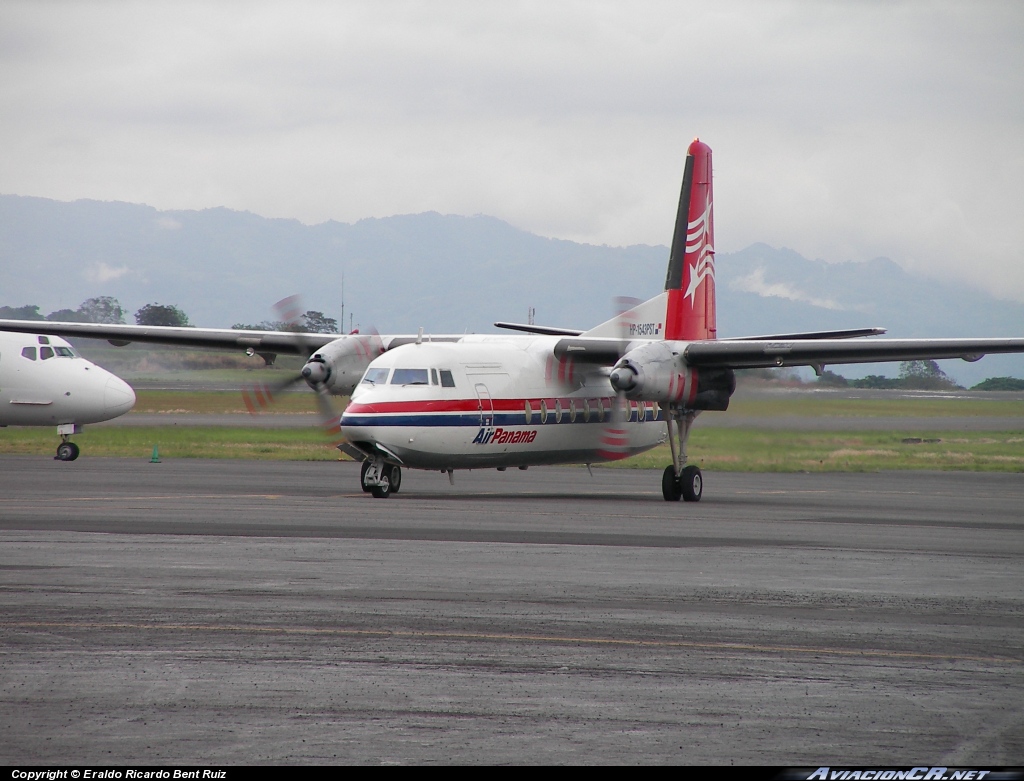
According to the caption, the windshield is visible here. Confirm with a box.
[361,367,390,385]
[391,369,429,385]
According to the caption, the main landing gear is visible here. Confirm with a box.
[360,459,402,499]
[662,408,702,502]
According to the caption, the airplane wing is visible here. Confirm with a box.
[0,319,338,354]
[681,337,1024,370]
[551,334,1024,371]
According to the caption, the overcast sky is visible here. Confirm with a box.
[2,1,1022,301]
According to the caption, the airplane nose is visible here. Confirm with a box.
[104,376,136,415]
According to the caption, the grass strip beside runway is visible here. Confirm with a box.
[124,390,1024,418]
[1,425,1022,470]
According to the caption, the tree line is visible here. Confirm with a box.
[0,297,340,333]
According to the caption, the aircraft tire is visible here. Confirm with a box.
[387,465,402,494]
[681,465,702,502]
[55,442,80,462]
[661,465,682,501]
[370,479,391,499]
[359,461,373,493]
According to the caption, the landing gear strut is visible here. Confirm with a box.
[662,407,701,502]
[360,459,401,498]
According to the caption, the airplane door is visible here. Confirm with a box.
[474,383,493,428]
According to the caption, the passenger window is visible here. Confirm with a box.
[392,369,429,385]
[555,400,562,424]
[439,370,456,388]
[431,369,438,386]
[524,400,532,424]
[40,346,54,360]
[540,400,548,424]
[569,400,577,423]
[21,346,37,361]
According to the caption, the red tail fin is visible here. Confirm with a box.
[664,139,716,341]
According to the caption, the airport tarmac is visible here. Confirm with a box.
[1,457,1022,765]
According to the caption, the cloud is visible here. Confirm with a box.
[84,262,131,284]
[156,215,181,230]
[0,1,1022,302]
[729,267,848,311]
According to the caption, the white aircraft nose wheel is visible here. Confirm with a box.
[55,442,80,462]
[680,465,702,502]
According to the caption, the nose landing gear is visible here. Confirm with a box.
[54,423,81,461]
[55,441,80,461]
[360,459,402,498]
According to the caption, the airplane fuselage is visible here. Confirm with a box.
[340,337,667,470]
[0,331,136,427]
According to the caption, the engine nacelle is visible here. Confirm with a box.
[301,334,384,395]
[609,341,735,411]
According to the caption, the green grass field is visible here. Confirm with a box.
[2,390,1021,470]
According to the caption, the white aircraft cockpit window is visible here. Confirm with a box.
[439,370,455,388]
[21,346,37,361]
[40,346,54,360]
[430,369,439,386]
[37,336,50,345]
[392,369,429,385]
[361,368,390,385]
[54,346,76,358]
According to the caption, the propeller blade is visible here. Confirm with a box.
[597,296,641,460]
[241,373,304,414]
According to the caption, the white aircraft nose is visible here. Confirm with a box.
[104,375,136,415]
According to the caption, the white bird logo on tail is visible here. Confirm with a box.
[683,194,715,305]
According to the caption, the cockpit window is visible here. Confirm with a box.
[40,346,54,360]
[439,370,455,388]
[430,369,438,386]
[391,369,429,385]
[361,367,390,385]
[54,346,76,358]
[37,336,50,345]
[21,346,37,361]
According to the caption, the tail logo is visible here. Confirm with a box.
[683,194,715,305]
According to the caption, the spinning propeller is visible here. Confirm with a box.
[597,296,641,461]
[241,295,382,452]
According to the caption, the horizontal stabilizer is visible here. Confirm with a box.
[493,322,584,336]
[730,327,887,341]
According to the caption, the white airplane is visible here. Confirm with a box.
[4,138,1024,493]
[0,330,137,460]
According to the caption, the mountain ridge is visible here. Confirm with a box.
[2,194,1022,384]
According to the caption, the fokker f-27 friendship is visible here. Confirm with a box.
[4,139,1024,498]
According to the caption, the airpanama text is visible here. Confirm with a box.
[472,427,537,445]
